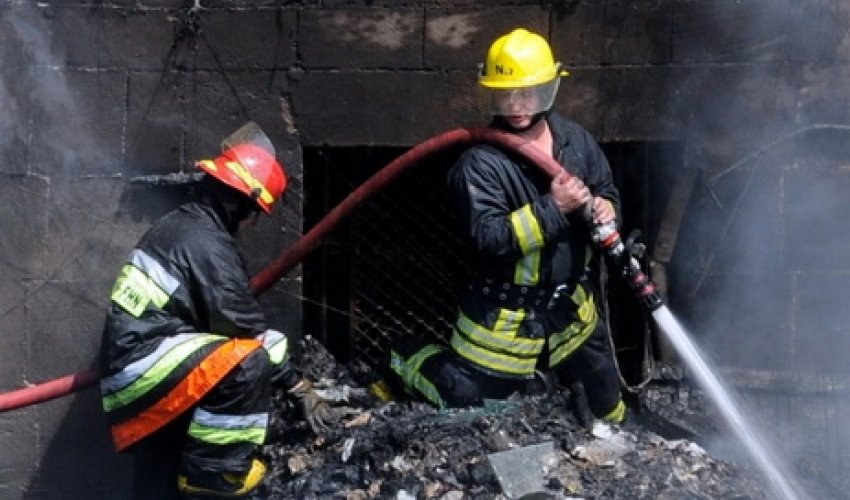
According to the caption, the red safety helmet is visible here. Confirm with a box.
[196,122,287,214]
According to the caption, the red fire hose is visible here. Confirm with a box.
[249,127,564,294]
[0,127,566,413]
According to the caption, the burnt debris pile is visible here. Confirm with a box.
[254,338,769,499]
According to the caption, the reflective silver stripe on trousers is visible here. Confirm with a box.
[191,408,270,429]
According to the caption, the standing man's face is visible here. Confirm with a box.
[496,88,540,120]
[497,89,540,130]
[487,79,559,127]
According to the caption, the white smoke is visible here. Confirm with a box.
[0,5,103,174]
[668,4,850,498]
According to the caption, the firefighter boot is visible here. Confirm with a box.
[177,458,266,498]
[369,378,397,402]
[601,399,628,425]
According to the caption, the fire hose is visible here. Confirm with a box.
[0,126,661,413]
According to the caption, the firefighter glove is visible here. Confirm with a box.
[288,379,333,435]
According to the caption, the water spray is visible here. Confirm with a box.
[572,166,805,500]
[584,217,806,499]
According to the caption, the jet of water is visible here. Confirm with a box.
[651,305,807,500]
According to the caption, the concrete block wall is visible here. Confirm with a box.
[1,0,850,498]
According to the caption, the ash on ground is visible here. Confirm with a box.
[251,338,772,499]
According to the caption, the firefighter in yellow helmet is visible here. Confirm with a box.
[99,122,333,498]
[382,29,627,427]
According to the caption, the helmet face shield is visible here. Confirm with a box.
[221,122,276,163]
[484,78,560,117]
[196,122,288,214]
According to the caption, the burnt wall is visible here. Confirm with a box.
[1,0,849,498]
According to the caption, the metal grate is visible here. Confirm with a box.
[347,163,468,365]
[302,147,469,367]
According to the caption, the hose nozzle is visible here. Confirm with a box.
[591,221,626,259]
[623,255,663,311]
[591,223,663,312]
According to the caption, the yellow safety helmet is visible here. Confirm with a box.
[479,28,568,89]
[479,29,569,117]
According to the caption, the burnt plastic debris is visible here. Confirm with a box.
[253,337,773,499]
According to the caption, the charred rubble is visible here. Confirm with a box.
[251,338,770,499]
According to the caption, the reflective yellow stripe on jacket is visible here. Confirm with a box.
[110,249,180,317]
[101,333,225,412]
[548,284,598,367]
[509,204,544,286]
[451,307,544,377]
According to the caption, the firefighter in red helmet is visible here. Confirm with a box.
[99,122,332,498]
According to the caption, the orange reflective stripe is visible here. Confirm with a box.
[110,338,261,452]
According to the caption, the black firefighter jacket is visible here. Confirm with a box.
[100,200,297,388]
[447,112,620,288]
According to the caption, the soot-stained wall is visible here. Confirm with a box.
[2,1,850,498]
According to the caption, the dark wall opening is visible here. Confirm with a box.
[602,141,686,385]
[303,140,684,386]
